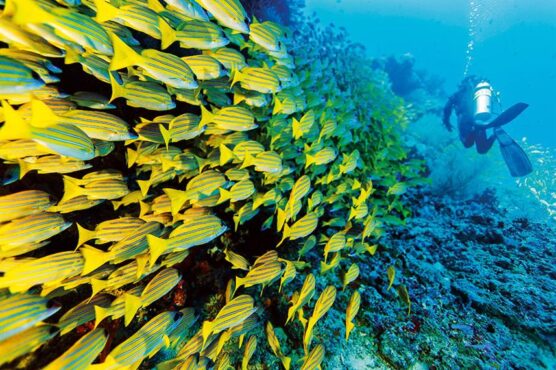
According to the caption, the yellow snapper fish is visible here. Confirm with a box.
[10,0,113,55]
[235,260,283,289]
[205,47,246,70]
[241,335,257,370]
[75,216,145,247]
[345,290,361,341]
[93,311,184,369]
[94,0,164,40]
[0,101,95,160]
[0,251,84,293]
[266,321,291,370]
[232,66,281,94]
[0,55,44,96]
[61,175,129,202]
[303,285,336,352]
[0,138,52,160]
[0,190,53,223]
[109,32,198,90]
[43,328,107,370]
[217,179,255,204]
[147,214,227,265]
[278,212,319,246]
[0,325,58,366]
[182,55,226,81]
[195,0,249,34]
[286,273,315,324]
[201,294,256,345]
[300,344,325,370]
[160,18,229,50]
[200,105,257,132]
[80,221,162,274]
[0,212,71,249]
[30,99,136,141]
[0,292,60,342]
[343,263,360,290]
[109,74,176,111]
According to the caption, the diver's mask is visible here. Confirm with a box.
[473,81,494,124]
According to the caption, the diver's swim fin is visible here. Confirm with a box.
[495,128,533,177]
[484,103,529,129]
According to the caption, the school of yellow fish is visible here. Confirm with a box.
[0,0,423,367]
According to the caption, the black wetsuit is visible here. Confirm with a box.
[443,79,496,154]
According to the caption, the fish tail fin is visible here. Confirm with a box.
[64,48,81,65]
[304,153,315,169]
[240,151,254,169]
[139,200,150,217]
[233,92,245,105]
[345,321,355,341]
[159,124,171,149]
[146,234,169,266]
[281,356,291,370]
[109,71,126,103]
[219,144,235,166]
[217,188,231,204]
[124,293,142,326]
[109,32,142,70]
[12,0,55,24]
[111,200,122,210]
[235,276,244,289]
[94,0,119,23]
[17,159,30,179]
[30,99,59,127]
[199,104,214,126]
[90,278,107,299]
[277,224,290,247]
[159,19,176,50]
[126,147,138,167]
[80,244,108,275]
[273,97,283,115]
[93,305,112,328]
[137,179,151,197]
[61,176,85,203]
[201,320,213,346]
[230,69,243,87]
[276,208,286,232]
[292,118,301,139]
[0,101,31,140]
[75,223,96,248]
[163,188,187,215]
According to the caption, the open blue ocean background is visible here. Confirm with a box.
[305,0,556,223]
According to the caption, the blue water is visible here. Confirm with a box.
[305,0,556,148]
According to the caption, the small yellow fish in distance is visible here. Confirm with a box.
[300,344,325,370]
[242,335,257,370]
[266,321,291,370]
[345,290,361,341]
[303,285,336,352]
[201,294,256,345]
[286,273,315,324]
[235,260,283,289]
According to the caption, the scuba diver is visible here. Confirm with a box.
[443,75,533,177]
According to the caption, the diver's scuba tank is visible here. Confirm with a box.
[473,81,494,123]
